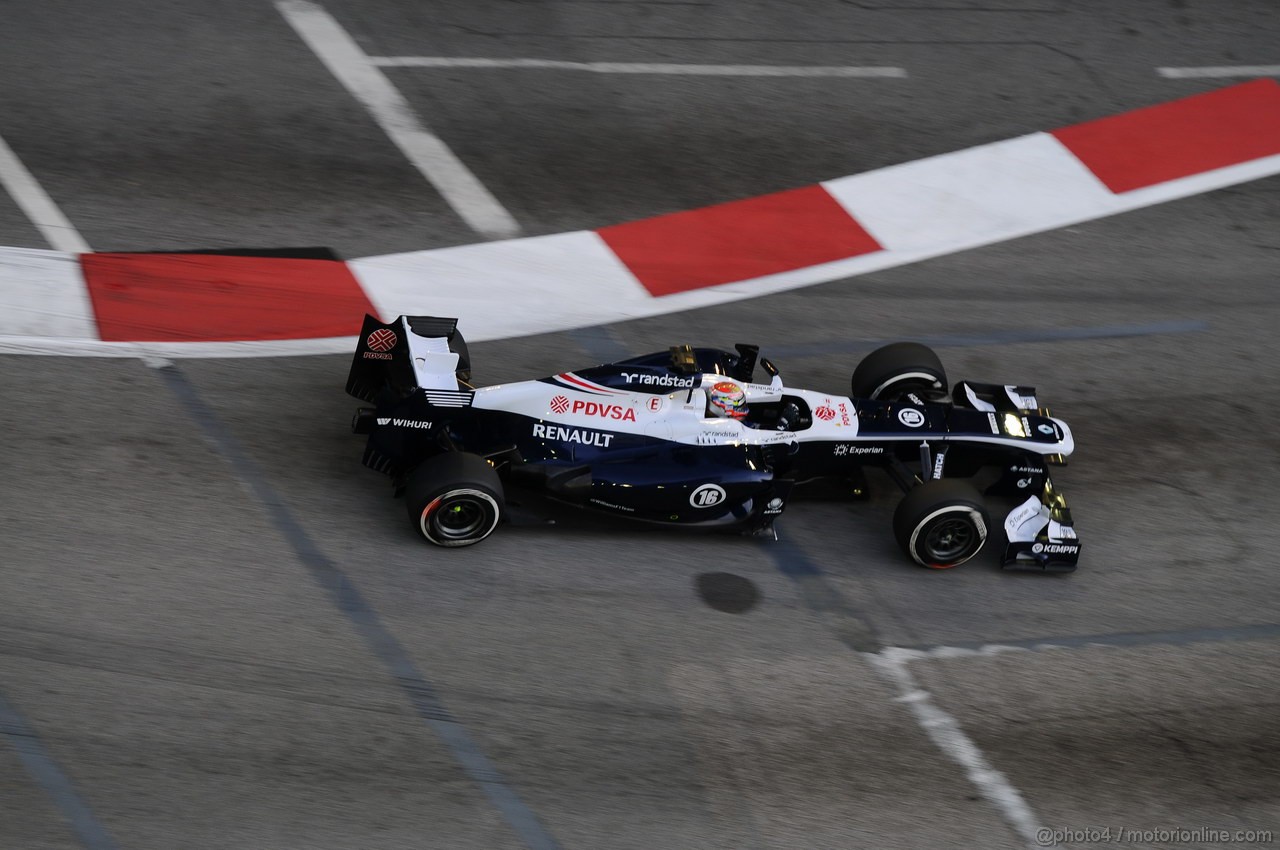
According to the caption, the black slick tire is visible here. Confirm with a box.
[851,342,947,401]
[892,479,989,569]
[405,452,504,547]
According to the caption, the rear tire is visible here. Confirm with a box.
[851,342,947,401]
[406,453,504,547]
[892,479,989,569]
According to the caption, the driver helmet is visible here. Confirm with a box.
[708,381,748,420]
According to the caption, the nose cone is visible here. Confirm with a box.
[1051,417,1075,455]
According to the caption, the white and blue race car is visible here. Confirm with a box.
[347,314,1080,571]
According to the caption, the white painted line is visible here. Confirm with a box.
[1158,65,1280,79]
[867,648,1045,849]
[0,134,91,253]
[371,57,908,77]
[276,0,521,240]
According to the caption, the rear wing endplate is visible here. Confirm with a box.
[347,314,470,403]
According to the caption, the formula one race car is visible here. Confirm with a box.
[346,315,1081,571]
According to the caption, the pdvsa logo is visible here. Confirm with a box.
[571,400,637,422]
[363,328,397,359]
[549,395,570,414]
[814,406,836,421]
[689,483,726,508]
[367,328,397,352]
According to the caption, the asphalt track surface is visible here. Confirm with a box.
[3,2,1280,848]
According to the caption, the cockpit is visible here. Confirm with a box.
[680,383,812,432]
[574,343,815,432]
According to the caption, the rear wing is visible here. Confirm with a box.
[346,314,472,403]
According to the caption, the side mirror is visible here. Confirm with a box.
[759,357,783,389]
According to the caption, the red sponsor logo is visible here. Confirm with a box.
[366,328,397,352]
[815,405,836,421]
[647,396,663,412]
[571,399,637,422]
[837,402,852,426]
[549,395,570,414]
[362,351,393,360]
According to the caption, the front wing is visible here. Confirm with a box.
[1000,477,1081,572]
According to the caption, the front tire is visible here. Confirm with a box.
[406,453,504,547]
[851,342,947,401]
[892,479,989,569]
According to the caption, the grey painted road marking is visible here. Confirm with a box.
[567,326,634,363]
[0,689,119,850]
[893,622,1280,658]
[766,319,1210,359]
[566,319,1207,366]
[158,364,561,850]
